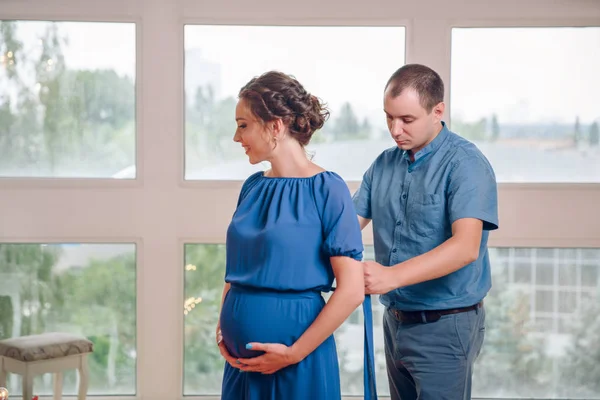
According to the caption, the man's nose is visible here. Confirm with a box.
[390,120,403,136]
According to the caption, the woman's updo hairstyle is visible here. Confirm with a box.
[238,71,330,146]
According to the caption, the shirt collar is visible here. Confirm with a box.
[402,121,450,162]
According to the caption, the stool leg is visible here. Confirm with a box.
[0,357,6,387]
[77,356,89,400]
[23,372,33,400]
[53,372,63,400]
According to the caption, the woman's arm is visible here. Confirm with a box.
[289,256,364,361]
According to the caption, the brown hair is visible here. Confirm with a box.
[239,71,330,146]
[385,64,444,112]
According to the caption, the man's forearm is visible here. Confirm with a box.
[391,235,478,288]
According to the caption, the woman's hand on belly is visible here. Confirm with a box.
[238,342,300,375]
[217,325,244,370]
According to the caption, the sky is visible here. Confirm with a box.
[3,22,600,125]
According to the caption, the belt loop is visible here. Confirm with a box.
[420,311,427,323]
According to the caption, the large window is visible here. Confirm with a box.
[0,21,136,178]
[182,243,386,396]
[473,248,600,399]
[183,245,600,398]
[184,25,405,181]
[183,244,226,395]
[451,27,600,183]
[1,1,599,399]
[0,243,137,395]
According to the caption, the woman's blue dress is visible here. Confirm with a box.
[220,171,375,400]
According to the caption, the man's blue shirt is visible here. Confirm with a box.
[353,122,499,311]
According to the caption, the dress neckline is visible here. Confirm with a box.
[260,170,330,180]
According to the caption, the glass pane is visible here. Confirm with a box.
[557,291,577,313]
[558,264,577,286]
[183,244,227,395]
[337,249,388,396]
[515,248,532,258]
[182,243,390,396]
[475,247,600,398]
[451,27,600,182]
[0,243,136,395]
[558,248,578,261]
[535,290,554,313]
[514,261,531,283]
[184,25,405,180]
[582,249,600,261]
[183,244,600,398]
[536,248,555,260]
[533,316,554,332]
[581,263,599,287]
[0,21,136,178]
[536,262,555,285]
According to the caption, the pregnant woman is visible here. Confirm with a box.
[215,71,377,400]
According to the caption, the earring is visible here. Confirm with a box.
[272,136,278,150]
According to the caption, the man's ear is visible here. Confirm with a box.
[432,102,445,122]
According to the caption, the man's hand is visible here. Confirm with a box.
[363,260,401,294]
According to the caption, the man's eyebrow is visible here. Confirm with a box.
[384,110,417,119]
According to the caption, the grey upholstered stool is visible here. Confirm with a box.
[0,333,93,400]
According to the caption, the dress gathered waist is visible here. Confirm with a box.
[229,284,322,299]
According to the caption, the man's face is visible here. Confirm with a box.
[383,87,444,154]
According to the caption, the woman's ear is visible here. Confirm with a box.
[271,118,285,138]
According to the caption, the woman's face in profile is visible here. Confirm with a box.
[233,99,274,165]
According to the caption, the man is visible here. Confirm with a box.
[353,63,498,400]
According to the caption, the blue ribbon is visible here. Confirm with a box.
[362,294,378,400]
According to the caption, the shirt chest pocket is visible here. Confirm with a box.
[409,193,444,236]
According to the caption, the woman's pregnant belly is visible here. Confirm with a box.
[220,286,324,359]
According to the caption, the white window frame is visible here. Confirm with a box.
[1,1,599,399]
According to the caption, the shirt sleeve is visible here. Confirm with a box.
[314,173,364,261]
[352,161,375,220]
[447,154,499,231]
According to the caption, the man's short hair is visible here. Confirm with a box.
[385,64,444,112]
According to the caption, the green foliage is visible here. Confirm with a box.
[490,114,500,142]
[558,300,600,397]
[573,116,581,144]
[186,85,237,169]
[0,244,136,393]
[474,285,551,396]
[0,21,135,177]
[590,122,599,147]
[332,102,370,141]
[451,117,488,141]
[183,244,227,393]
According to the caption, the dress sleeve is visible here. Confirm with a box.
[236,171,263,207]
[313,172,364,261]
